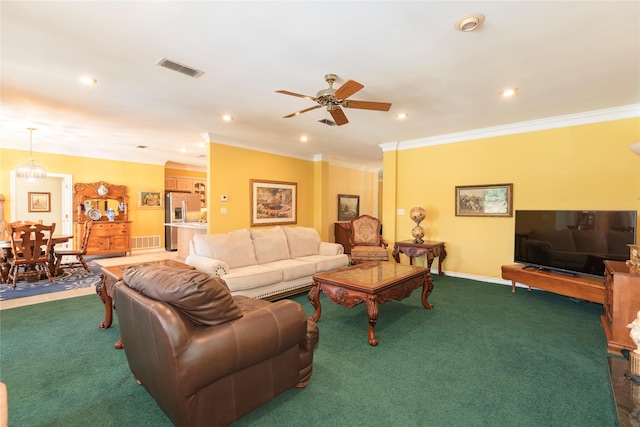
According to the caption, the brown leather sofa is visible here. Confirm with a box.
[112,265,318,427]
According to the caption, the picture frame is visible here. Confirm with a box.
[137,189,164,209]
[338,194,360,221]
[250,179,297,226]
[28,192,51,212]
[455,183,513,217]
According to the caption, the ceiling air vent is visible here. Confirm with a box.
[318,118,336,126]
[156,58,204,79]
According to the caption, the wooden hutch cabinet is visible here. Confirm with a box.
[73,181,132,256]
[601,260,640,355]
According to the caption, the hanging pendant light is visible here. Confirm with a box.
[15,128,47,180]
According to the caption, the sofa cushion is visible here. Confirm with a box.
[529,229,577,252]
[123,265,242,327]
[250,226,290,264]
[223,265,283,292]
[572,230,607,253]
[283,227,321,258]
[262,259,317,281]
[295,254,350,273]
[192,229,257,269]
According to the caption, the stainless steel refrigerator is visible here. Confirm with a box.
[165,192,202,251]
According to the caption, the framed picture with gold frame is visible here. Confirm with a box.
[137,189,164,209]
[455,183,513,217]
[250,179,297,226]
[28,192,51,212]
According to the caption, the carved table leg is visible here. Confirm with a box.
[96,274,113,330]
[438,245,447,275]
[421,273,434,310]
[392,244,401,263]
[365,295,379,346]
[309,281,322,323]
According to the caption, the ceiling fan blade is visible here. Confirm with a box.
[275,90,317,101]
[334,80,364,100]
[329,107,349,126]
[283,104,322,118]
[344,100,392,111]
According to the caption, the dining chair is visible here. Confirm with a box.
[6,223,56,289]
[53,220,93,274]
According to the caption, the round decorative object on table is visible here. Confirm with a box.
[87,208,102,221]
[409,206,427,243]
[97,184,109,196]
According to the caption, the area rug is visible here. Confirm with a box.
[0,261,102,301]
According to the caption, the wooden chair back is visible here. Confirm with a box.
[78,220,93,253]
[9,223,56,266]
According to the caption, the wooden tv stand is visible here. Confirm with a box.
[501,264,605,304]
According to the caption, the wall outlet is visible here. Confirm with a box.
[221,195,228,202]
[220,207,227,214]
[397,209,405,215]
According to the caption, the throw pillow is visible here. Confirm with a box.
[250,226,290,264]
[283,227,321,258]
[124,265,242,326]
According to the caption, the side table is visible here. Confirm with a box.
[96,258,195,349]
[392,240,447,275]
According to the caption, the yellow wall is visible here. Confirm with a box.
[0,149,165,239]
[390,118,640,279]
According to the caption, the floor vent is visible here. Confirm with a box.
[131,235,161,250]
[156,58,204,78]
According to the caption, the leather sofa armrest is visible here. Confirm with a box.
[319,241,344,255]
[177,299,308,395]
[184,254,230,278]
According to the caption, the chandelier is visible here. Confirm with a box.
[15,128,47,180]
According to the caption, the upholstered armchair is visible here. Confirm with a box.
[112,265,318,427]
[349,214,389,264]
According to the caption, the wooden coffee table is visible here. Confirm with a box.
[96,259,194,348]
[309,261,434,346]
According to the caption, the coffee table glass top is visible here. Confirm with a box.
[314,261,427,291]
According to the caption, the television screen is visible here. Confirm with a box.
[514,210,637,278]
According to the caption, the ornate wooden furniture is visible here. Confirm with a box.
[6,223,56,288]
[54,220,93,273]
[73,181,131,256]
[501,264,605,304]
[334,222,352,253]
[392,240,447,275]
[349,215,388,264]
[601,260,640,355]
[309,261,433,346]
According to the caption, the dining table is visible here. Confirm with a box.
[0,235,73,283]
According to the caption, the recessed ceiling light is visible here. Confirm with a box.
[79,76,97,84]
[300,135,308,142]
[196,142,206,148]
[180,148,188,153]
[500,88,519,97]
[222,114,233,122]
[396,113,409,120]
[455,13,485,32]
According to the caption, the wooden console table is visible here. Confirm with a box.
[392,240,447,275]
[501,264,605,304]
[601,260,640,355]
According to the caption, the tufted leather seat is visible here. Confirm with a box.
[112,265,318,427]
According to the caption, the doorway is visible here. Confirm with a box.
[10,172,73,249]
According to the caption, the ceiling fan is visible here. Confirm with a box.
[276,74,392,126]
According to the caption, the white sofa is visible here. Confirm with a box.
[185,226,349,300]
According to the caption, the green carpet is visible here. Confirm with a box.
[0,275,618,426]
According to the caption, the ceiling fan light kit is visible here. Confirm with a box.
[455,13,485,32]
[276,74,392,126]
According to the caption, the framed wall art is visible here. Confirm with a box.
[250,179,297,226]
[137,189,164,209]
[338,194,360,221]
[28,192,51,212]
[455,183,513,217]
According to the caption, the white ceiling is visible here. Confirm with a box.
[2,1,639,171]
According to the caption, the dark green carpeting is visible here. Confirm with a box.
[0,275,618,426]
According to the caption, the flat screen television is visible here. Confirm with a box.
[514,210,637,278]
